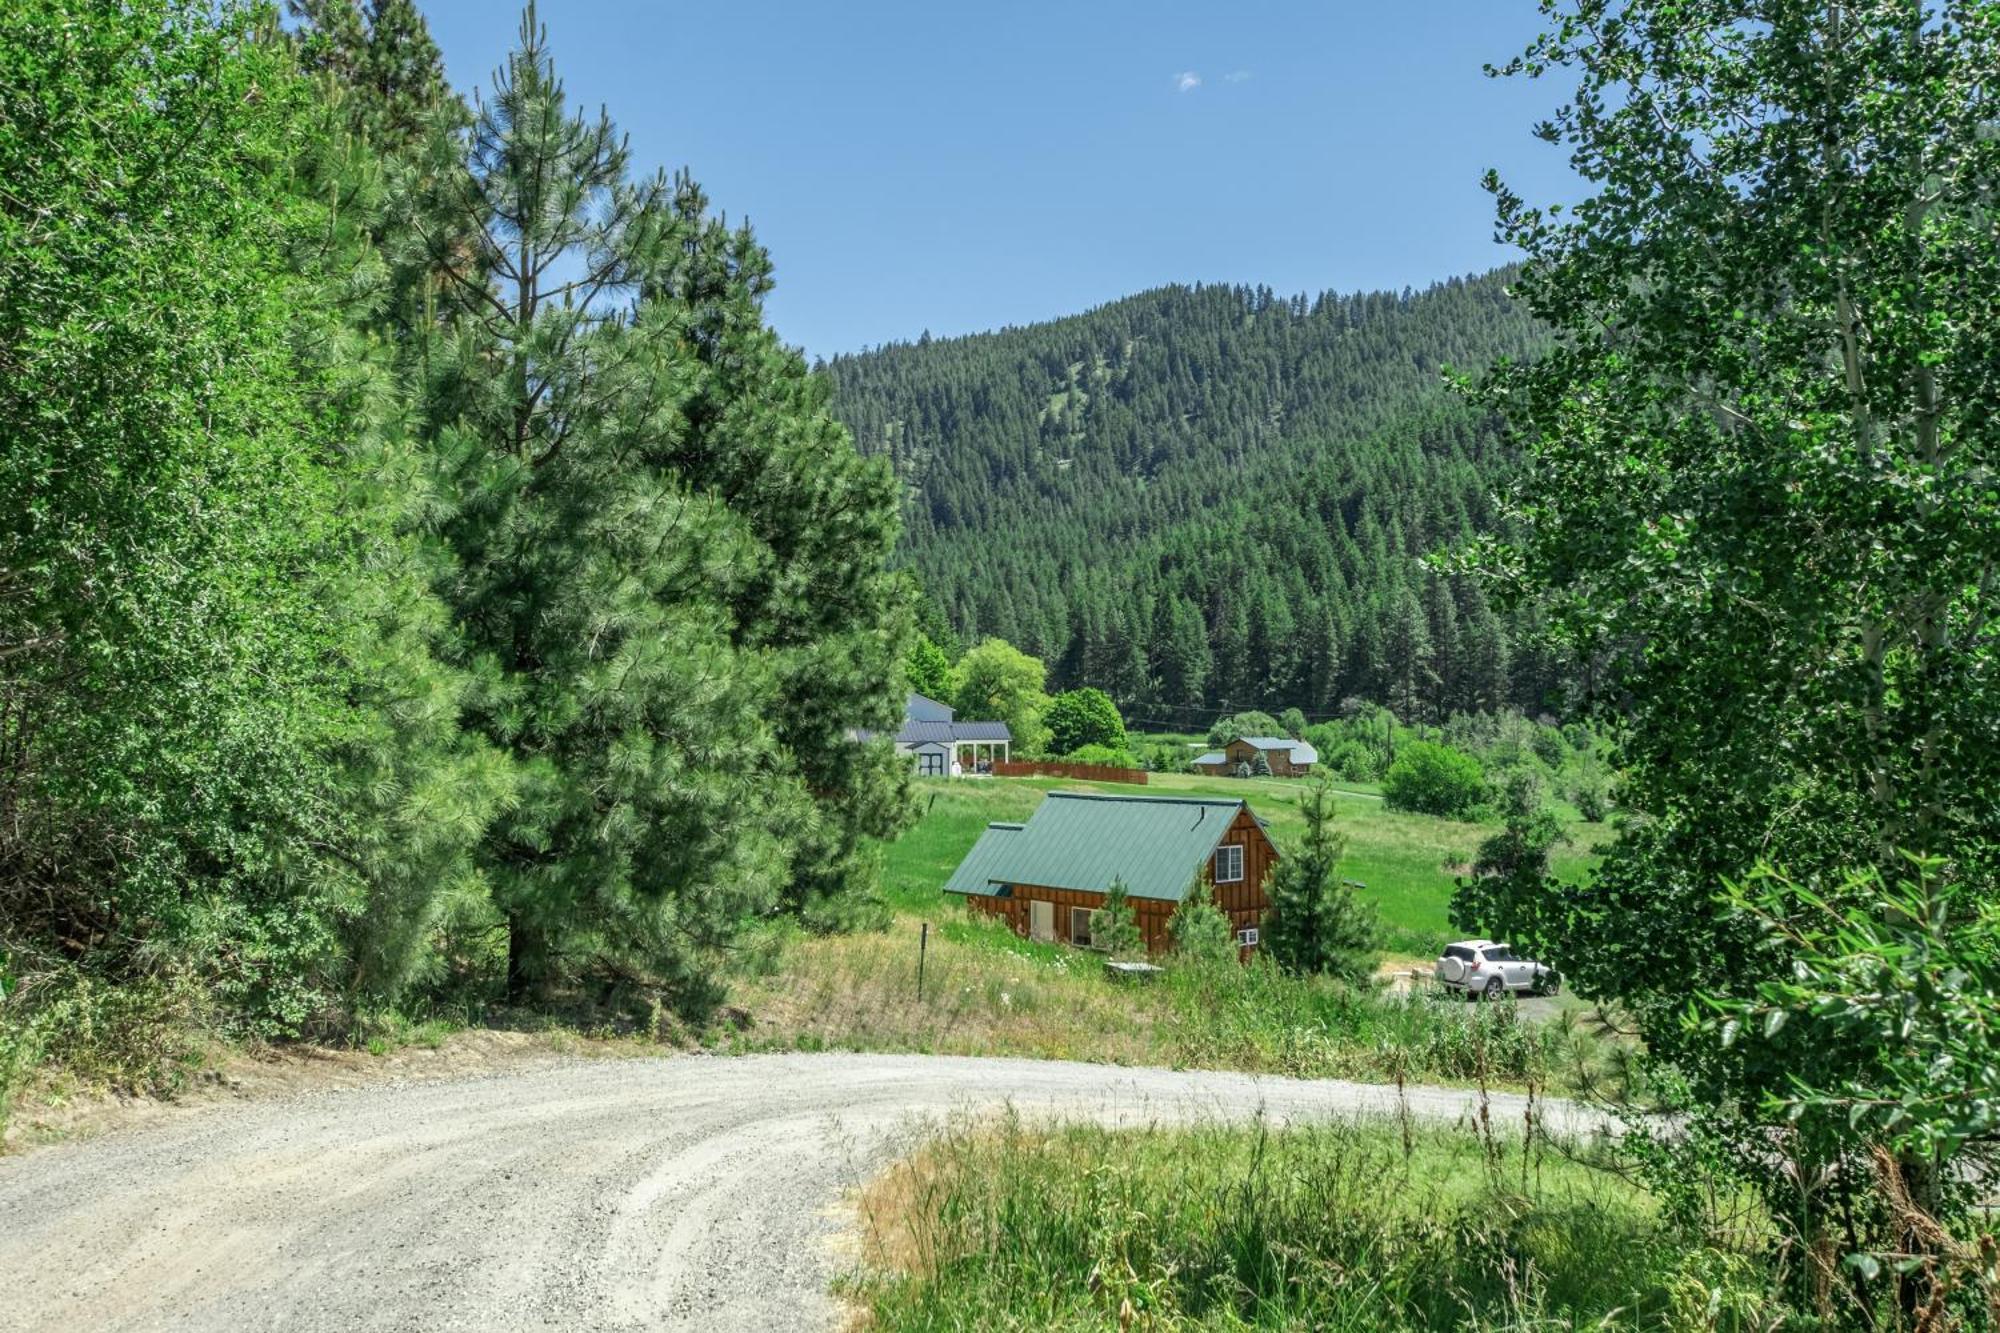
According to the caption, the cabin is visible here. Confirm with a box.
[943,791,1279,954]
[894,692,1011,776]
[1191,735,1318,778]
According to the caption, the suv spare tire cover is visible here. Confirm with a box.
[1440,955,1467,983]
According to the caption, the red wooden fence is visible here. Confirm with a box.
[989,760,1149,785]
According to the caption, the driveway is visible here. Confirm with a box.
[0,1052,1603,1331]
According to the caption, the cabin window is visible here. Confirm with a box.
[1214,844,1245,883]
[1070,906,1094,947]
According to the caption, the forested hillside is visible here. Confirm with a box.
[825,276,1561,724]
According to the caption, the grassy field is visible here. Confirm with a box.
[847,1113,1788,1330]
[883,771,1613,957]
[719,769,1628,1093]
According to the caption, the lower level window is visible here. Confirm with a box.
[1070,906,1093,947]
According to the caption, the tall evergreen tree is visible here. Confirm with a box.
[400,8,805,1005]
[642,170,913,926]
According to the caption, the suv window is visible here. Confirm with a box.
[1486,946,1516,962]
[1443,946,1475,961]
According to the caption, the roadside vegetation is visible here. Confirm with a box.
[848,1111,2000,1331]
[724,912,1621,1095]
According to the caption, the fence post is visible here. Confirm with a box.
[917,921,928,1001]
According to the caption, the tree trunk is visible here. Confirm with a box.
[506,914,550,1004]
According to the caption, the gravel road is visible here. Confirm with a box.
[0,1052,1602,1331]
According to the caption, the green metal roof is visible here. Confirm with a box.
[941,821,1025,897]
[942,792,1250,902]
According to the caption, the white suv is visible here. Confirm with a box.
[1436,939,1558,1000]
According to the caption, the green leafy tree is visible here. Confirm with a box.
[1381,742,1485,819]
[1087,879,1143,957]
[1279,707,1309,740]
[1045,688,1126,756]
[1262,779,1380,985]
[952,638,1052,755]
[0,0,358,1033]
[1206,711,1282,746]
[1466,0,2000,1266]
[903,635,954,700]
[1714,860,2000,1162]
[1451,772,1565,946]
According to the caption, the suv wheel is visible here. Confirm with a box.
[1482,976,1504,1001]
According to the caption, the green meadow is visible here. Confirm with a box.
[883,771,1613,958]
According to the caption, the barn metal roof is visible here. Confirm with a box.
[942,792,1254,902]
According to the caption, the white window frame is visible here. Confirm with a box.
[1070,906,1094,947]
[1214,843,1245,884]
[1236,926,1260,947]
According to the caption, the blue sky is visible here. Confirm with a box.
[416,2,1579,359]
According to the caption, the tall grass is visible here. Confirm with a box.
[851,1112,1789,1330]
[723,916,1626,1096]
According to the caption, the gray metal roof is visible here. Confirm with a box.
[896,718,1012,746]
[943,791,1255,902]
[1239,737,1319,764]
[906,692,955,723]
[1192,750,1227,765]
[947,720,1012,741]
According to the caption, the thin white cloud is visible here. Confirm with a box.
[1225,69,1252,83]
[1174,70,1201,93]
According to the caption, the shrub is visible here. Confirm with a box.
[1167,885,1238,967]
[1043,688,1125,756]
[1232,761,1252,779]
[1569,764,1610,822]
[1250,749,1272,777]
[1061,743,1135,768]
[1321,739,1380,782]
[1382,742,1487,818]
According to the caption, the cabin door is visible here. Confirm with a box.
[1029,900,1055,942]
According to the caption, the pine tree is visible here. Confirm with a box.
[643,169,913,926]
[1262,778,1381,985]
[1150,595,1210,708]
[283,32,513,1012]
[1167,881,1237,966]
[403,6,803,1006]
[1088,878,1142,957]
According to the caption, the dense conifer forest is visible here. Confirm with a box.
[825,275,1565,725]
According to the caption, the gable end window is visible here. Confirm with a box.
[1214,844,1245,884]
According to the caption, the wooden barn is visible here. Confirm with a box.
[942,792,1279,955]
